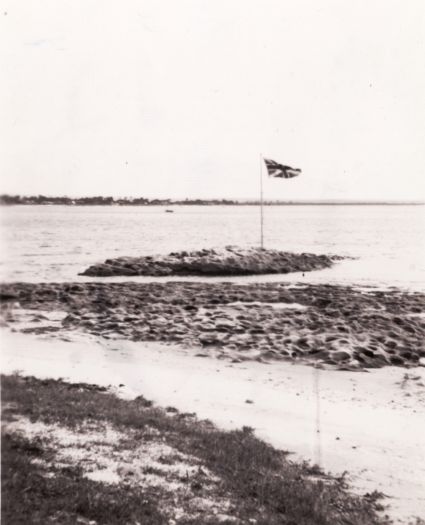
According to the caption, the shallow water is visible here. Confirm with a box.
[1,204,424,289]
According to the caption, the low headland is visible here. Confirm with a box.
[80,246,341,277]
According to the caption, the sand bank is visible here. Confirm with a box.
[1,329,424,523]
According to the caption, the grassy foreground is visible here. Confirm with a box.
[1,374,390,525]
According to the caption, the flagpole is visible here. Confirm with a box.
[260,153,264,249]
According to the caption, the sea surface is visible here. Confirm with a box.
[1,204,424,290]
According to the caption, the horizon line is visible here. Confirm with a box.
[1,194,424,205]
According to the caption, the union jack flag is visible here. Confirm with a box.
[264,158,301,178]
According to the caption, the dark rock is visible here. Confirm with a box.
[0,291,18,302]
[2,280,424,371]
[80,246,340,278]
[331,351,351,362]
[390,356,405,366]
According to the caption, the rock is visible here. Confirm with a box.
[92,264,114,276]
[0,291,19,302]
[80,246,339,277]
[390,356,405,366]
[198,332,227,346]
[331,350,351,362]
[3,280,424,372]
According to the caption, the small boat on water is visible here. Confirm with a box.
[165,209,174,213]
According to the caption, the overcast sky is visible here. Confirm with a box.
[1,0,424,200]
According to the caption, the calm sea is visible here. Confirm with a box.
[1,204,424,290]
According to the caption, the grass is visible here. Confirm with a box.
[2,433,164,525]
[1,374,391,525]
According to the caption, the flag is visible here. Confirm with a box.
[264,158,301,178]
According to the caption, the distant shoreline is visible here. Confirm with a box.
[1,195,424,206]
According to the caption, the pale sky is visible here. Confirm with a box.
[1,0,424,200]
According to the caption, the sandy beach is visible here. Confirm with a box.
[1,328,425,522]
[1,279,425,523]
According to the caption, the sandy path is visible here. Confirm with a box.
[1,328,424,523]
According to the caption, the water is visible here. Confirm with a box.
[1,204,424,289]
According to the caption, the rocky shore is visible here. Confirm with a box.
[1,281,424,370]
[80,246,341,277]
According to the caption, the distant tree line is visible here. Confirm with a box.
[2,195,419,206]
[0,194,239,206]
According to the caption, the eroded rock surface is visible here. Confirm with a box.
[1,281,424,370]
[80,246,341,277]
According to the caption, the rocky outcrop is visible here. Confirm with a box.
[2,281,424,370]
[80,246,341,277]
